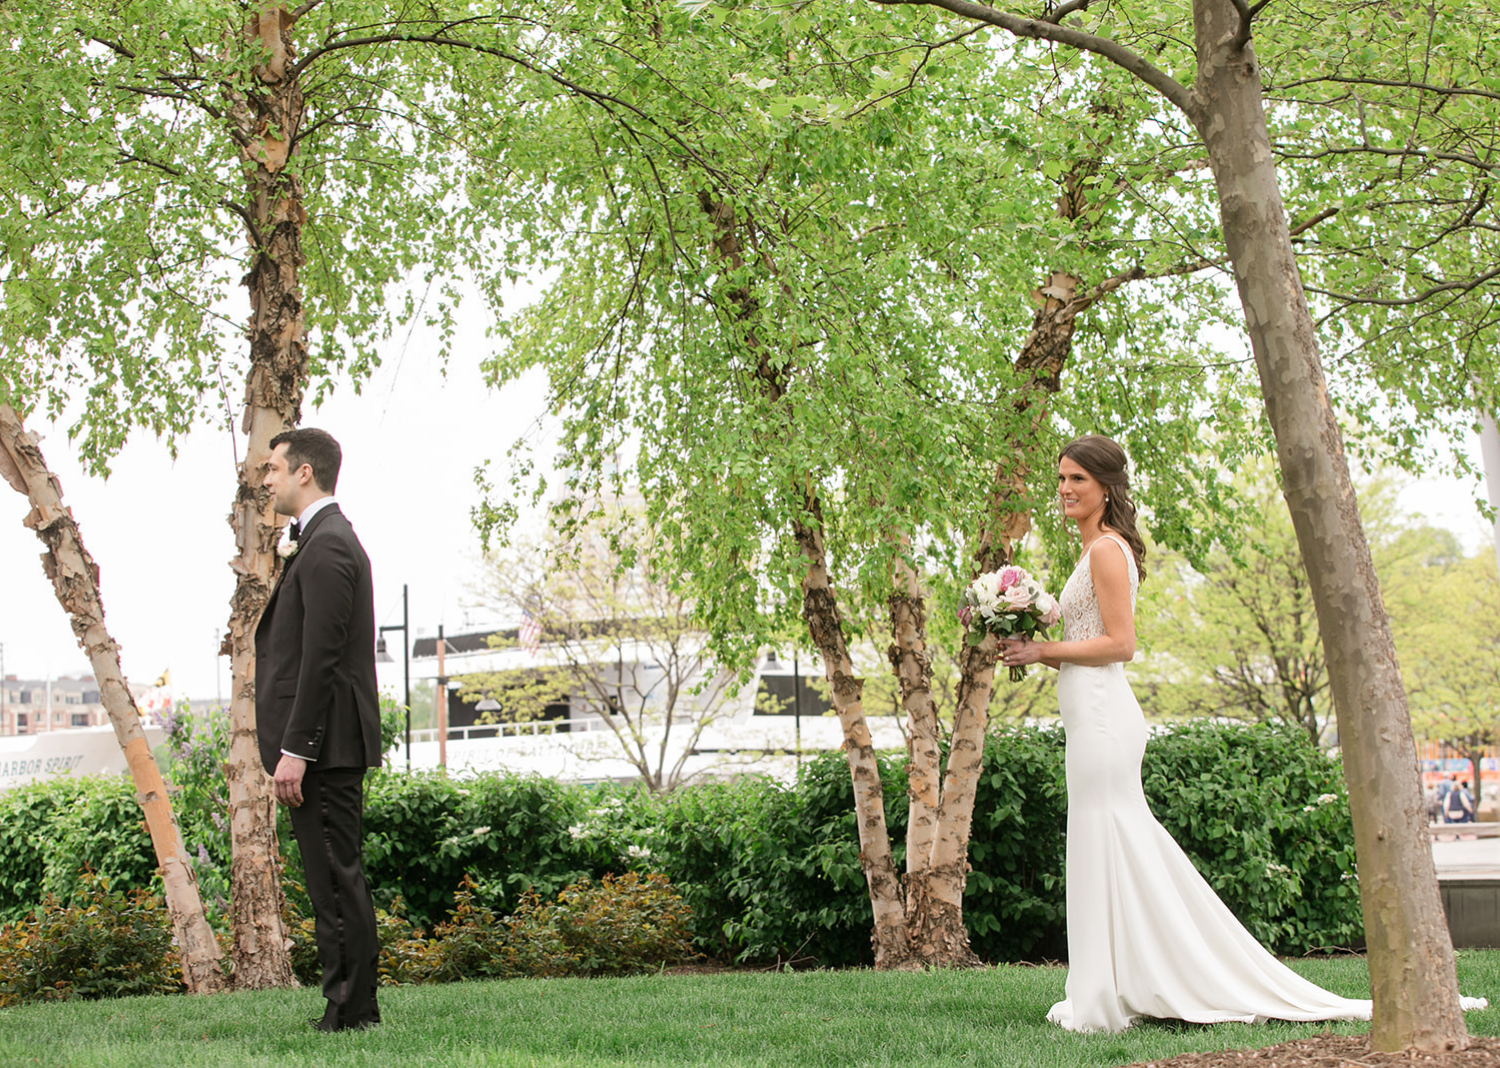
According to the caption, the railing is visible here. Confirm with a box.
[408,718,611,744]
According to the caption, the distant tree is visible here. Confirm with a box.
[1142,462,1434,749]
[1388,544,1500,801]
[466,512,743,793]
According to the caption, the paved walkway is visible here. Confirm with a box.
[1433,833,1500,878]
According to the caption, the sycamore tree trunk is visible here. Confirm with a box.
[696,190,911,966]
[1191,0,1465,1049]
[0,404,225,994]
[218,4,308,990]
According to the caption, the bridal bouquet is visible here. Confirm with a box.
[958,565,1062,682]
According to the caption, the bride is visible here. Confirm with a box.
[998,435,1472,1033]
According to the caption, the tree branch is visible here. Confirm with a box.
[1042,0,1091,26]
[875,0,1199,122]
[290,30,733,186]
[1229,0,1273,52]
[1305,265,1500,309]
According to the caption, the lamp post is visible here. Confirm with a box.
[376,584,411,771]
[434,625,459,773]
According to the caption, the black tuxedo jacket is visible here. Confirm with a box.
[254,503,381,775]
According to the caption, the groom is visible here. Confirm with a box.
[255,427,382,1031]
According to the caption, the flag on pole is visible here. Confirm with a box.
[519,611,543,657]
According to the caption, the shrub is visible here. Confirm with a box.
[422,876,583,983]
[0,875,184,1007]
[0,776,156,917]
[360,771,600,929]
[384,872,694,984]
[0,777,92,922]
[157,703,232,921]
[1141,721,1363,953]
[548,872,695,976]
[643,754,909,968]
[0,721,1364,973]
[965,725,1069,962]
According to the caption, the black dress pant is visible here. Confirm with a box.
[289,766,380,1029]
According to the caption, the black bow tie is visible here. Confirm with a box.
[289,520,302,542]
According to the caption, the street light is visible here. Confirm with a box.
[377,584,411,771]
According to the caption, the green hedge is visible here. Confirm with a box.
[0,777,156,923]
[0,722,1362,965]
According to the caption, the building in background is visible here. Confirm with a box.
[0,673,171,736]
[0,674,106,735]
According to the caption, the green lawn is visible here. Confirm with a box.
[3,952,1498,1068]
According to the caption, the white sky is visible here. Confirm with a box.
[1,311,553,702]
[2,324,1494,703]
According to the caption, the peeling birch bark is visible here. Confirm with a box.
[795,505,913,968]
[216,2,310,989]
[0,403,225,994]
[890,545,940,930]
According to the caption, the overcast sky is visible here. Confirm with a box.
[2,326,1492,704]
[2,306,554,702]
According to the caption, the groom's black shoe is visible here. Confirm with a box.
[311,1013,380,1033]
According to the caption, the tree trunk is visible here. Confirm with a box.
[912,632,994,966]
[695,189,911,966]
[795,504,913,968]
[904,262,1083,963]
[889,547,940,923]
[219,4,308,989]
[1191,0,1466,1049]
[0,403,225,994]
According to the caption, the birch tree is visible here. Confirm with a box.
[0,0,522,986]
[468,3,1250,966]
[0,405,225,993]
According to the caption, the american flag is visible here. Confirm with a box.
[519,610,543,657]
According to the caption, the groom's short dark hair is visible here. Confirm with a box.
[271,427,342,493]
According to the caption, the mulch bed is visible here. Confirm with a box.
[1129,1034,1500,1068]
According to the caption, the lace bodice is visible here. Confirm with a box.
[1060,533,1139,643]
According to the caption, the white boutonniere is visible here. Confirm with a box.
[278,532,299,562]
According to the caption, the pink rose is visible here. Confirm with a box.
[1002,585,1032,610]
[997,565,1024,590]
[1037,592,1062,627]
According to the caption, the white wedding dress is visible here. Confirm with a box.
[1045,533,1482,1032]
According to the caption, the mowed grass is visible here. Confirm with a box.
[4,951,1499,1068]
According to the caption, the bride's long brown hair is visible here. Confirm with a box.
[1059,434,1147,583]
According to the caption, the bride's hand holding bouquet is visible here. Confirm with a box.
[957,565,1062,682]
